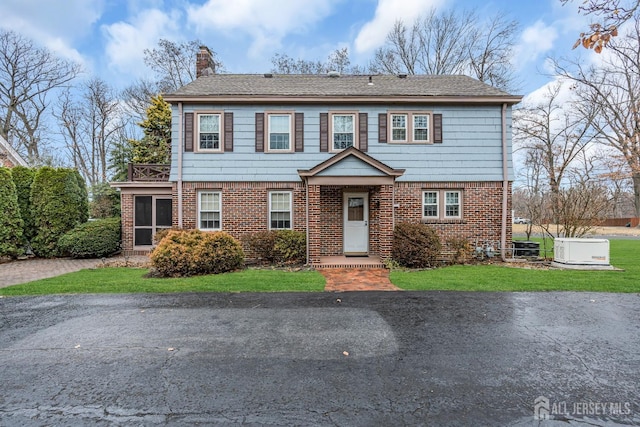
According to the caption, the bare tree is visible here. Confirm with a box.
[554,16,640,217]
[561,0,640,52]
[369,8,518,91]
[143,39,223,93]
[55,78,126,185]
[0,30,81,163]
[270,48,364,74]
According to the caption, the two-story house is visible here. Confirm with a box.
[113,48,521,266]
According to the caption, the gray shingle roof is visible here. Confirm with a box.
[166,74,518,99]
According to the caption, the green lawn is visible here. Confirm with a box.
[0,268,326,296]
[1,240,638,296]
[391,239,640,292]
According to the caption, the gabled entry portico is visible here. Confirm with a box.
[298,147,404,266]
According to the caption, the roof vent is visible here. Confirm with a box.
[398,73,407,79]
[264,73,273,78]
[368,75,373,86]
[328,71,340,78]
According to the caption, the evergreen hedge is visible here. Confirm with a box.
[10,166,35,243]
[0,167,24,257]
[58,217,121,258]
[31,167,89,257]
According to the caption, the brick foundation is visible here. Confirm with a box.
[120,180,512,261]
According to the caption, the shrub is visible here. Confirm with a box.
[242,230,306,265]
[0,167,24,257]
[10,166,35,243]
[446,237,473,264]
[58,217,121,258]
[150,229,244,277]
[392,222,441,268]
[31,167,89,257]
[90,183,120,219]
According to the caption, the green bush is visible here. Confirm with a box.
[150,229,244,277]
[31,167,89,257]
[392,222,441,268]
[89,183,120,219]
[0,167,24,257]
[243,230,306,265]
[10,166,35,243]
[58,217,121,258]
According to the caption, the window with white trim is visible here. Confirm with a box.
[269,191,292,229]
[197,113,222,152]
[389,112,431,143]
[331,113,356,151]
[198,191,221,230]
[422,190,462,220]
[267,113,292,151]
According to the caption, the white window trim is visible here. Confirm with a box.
[198,191,222,231]
[329,111,358,152]
[422,191,439,219]
[388,111,432,144]
[421,190,462,220]
[390,113,408,143]
[268,191,293,230]
[195,112,224,153]
[265,111,294,153]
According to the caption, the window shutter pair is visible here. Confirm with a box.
[183,112,234,152]
[320,113,368,152]
[255,112,304,152]
[377,113,443,143]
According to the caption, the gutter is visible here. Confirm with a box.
[501,103,509,261]
[178,102,183,228]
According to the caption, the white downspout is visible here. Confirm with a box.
[178,102,183,228]
[501,103,508,261]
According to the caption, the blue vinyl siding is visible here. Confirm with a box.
[170,105,513,182]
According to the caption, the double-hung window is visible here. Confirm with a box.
[267,113,292,152]
[389,112,431,143]
[331,113,356,151]
[197,113,222,152]
[198,191,221,230]
[269,191,292,230]
[422,190,462,220]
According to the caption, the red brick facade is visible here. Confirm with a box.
[120,180,512,263]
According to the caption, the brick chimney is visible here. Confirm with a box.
[196,46,214,77]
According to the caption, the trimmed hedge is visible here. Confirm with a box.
[90,183,120,219]
[58,217,121,258]
[392,222,441,268]
[10,166,35,243]
[31,167,89,258]
[150,229,244,277]
[0,167,24,257]
[242,230,306,265]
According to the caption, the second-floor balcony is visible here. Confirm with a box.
[128,163,170,182]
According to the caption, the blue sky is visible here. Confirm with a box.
[0,0,595,97]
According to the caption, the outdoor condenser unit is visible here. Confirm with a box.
[554,238,610,265]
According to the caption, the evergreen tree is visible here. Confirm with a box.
[130,95,172,164]
[0,167,24,257]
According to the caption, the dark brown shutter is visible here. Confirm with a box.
[320,113,328,152]
[359,113,368,152]
[294,112,304,152]
[378,113,387,143]
[224,112,233,152]
[255,112,264,152]
[433,113,443,143]
[184,112,194,152]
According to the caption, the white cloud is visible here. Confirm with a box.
[515,20,558,67]
[102,8,180,77]
[354,0,444,54]
[186,0,339,57]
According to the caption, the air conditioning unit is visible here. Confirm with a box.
[554,238,610,265]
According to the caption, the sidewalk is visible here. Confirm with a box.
[0,256,149,288]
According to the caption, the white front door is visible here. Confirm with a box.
[343,192,369,255]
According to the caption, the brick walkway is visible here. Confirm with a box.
[0,256,150,288]
[319,268,401,292]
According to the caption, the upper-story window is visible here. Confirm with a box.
[330,113,357,151]
[267,113,293,152]
[197,113,223,152]
[389,112,431,144]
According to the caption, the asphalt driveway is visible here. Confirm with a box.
[0,291,639,426]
